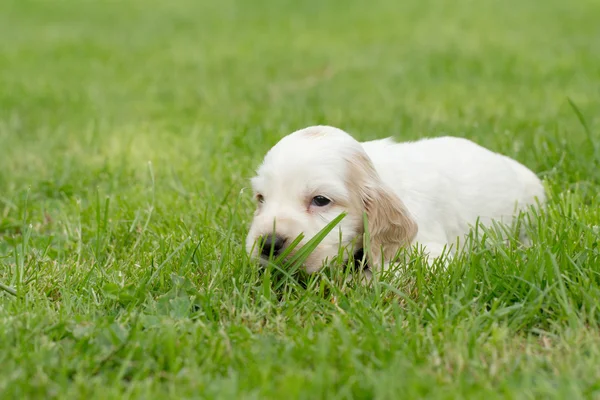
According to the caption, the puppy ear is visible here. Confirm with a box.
[346,152,418,268]
[363,183,418,267]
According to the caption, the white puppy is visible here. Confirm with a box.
[246,125,545,274]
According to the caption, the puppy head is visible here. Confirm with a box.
[246,125,417,272]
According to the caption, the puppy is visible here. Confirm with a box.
[246,125,545,274]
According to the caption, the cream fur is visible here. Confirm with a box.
[246,125,545,273]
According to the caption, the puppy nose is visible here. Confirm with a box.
[260,234,286,257]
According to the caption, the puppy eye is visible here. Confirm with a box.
[311,195,331,207]
[256,194,265,203]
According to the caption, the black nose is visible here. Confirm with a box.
[260,234,286,257]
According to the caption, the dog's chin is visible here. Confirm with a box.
[253,247,368,273]
[305,249,364,273]
[303,263,325,274]
[254,252,328,274]
[256,255,270,267]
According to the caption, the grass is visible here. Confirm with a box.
[1,0,600,397]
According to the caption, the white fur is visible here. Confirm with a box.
[246,125,545,273]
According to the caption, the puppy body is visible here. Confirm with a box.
[247,126,545,273]
[362,136,544,259]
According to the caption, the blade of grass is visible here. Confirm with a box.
[284,212,347,270]
[0,281,18,297]
[567,97,598,160]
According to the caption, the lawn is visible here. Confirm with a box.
[1,0,600,398]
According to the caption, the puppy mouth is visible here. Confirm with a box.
[255,246,368,272]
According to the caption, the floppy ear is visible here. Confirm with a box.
[363,183,418,267]
[346,152,418,268]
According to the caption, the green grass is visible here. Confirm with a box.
[1,0,600,398]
